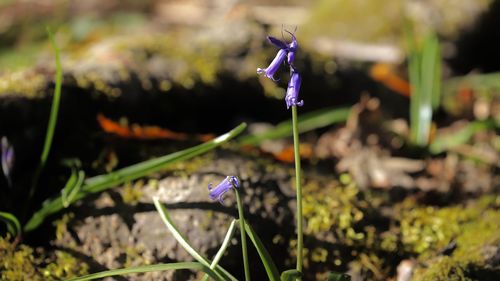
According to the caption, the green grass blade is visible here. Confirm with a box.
[431,36,442,110]
[429,120,496,154]
[417,33,439,145]
[41,27,63,164]
[406,30,422,145]
[239,107,350,146]
[201,219,238,281]
[24,123,247,232]
[61,168,85,208]
[244,221,280,281]
[280,269,302,281]
[0,211,21,237]
[153,197,237,281]
[327,272,351,281]
[65,262,219,281]
[27,27,64,201]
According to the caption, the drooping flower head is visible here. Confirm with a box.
[208,176,240,204]
[1,136,14,187]
[257,30,299,80]
[257,49,287,81]
[285,71,303,109]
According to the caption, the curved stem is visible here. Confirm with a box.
[292,105,303,277]
[235,188,251,281]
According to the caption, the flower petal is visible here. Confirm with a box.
[267,36,288,49]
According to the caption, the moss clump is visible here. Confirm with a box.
[413,205,500,281]
[303,173,368,244]
[396,196,498,258]
[121,180,145,205]
[0,235,88,281]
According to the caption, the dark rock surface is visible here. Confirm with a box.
[53,150,297,280]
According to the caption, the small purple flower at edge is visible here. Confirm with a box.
[208,176,240,204]
[285,71,303,109]
[1,136,14,187]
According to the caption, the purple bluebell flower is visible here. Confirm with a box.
[1,137,14,187]
[285,71,303,109]
[257,49,287,81]
[208,176,240,204]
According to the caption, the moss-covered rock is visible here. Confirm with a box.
[411,198,500,281]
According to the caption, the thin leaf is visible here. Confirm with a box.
[201,219,238,281]
[239,107,350,146]
[24,123,247,232]
[153,197,237,281]
[327,271,351,281]
[429,120,496,154]
[65,262,219,281]
[431,36,442,110]
[27,27,64,201]
[244,221,280,281]
[280,269,302,281]
[406,22,422,145]
[0,211,21,237]
[41,27,63,165]
[406,26,441,146]
[61,168,85,208]
[417,33,439,145]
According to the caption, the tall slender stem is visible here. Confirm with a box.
[292,105,303,276]
[235,188,251,281]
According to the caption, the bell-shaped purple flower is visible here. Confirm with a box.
[1,136,14,187]
[285,71,303,109]
[257,49,287,81]
[208,176,240,204]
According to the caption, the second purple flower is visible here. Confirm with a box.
[208,176,240,204]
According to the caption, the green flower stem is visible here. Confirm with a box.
[235,187,251,281]
[292,105,303,277]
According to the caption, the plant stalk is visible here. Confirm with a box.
[235,188,251,281]
[292,105,303,277]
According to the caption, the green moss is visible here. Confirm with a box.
[398,196,498,257]
[0,235,88,281]
[301,173,499,280]
[415,256,470,281]
[303,173,367,244]
[408,196,500,280]
[121,180,144,205]
[53,213,75,242]
[0,70,47,98]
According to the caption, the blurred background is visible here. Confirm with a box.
[0,1,499,281]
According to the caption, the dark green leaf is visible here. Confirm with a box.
[244,222,280,281]
[327,271,351,281]
[281,269,302,281]
[0,211,21,237]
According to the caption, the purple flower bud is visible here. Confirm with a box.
[285,71,303,109]
[208,176,240,204]
[285,31,298,65]
[1,137,14,187]
[257,49,287,81]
